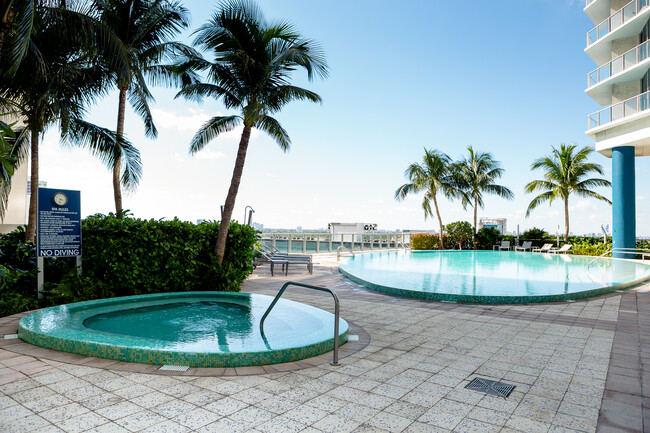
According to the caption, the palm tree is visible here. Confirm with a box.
[395,149,463,250]
[457,146,514,234]
[0,1,139,242]
[176,0,328,263]
[94,0,193,213]
[1,0,128,77]
[0,120,28,220]
[525,143,611,240]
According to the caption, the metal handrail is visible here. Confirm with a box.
[586,0,648,46]
[259,281,342,366]
[336,245,355,262]
[586,247,650,269]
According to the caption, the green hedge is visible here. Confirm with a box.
[0,215,258,316]
[77,214,257,296]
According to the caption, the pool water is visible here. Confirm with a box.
[18,292,349,367]
[339,250,650,303]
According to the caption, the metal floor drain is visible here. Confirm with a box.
[348,334,359,342]
[465,377,515,398]
[159,365,189,372]
[4,334,18,340]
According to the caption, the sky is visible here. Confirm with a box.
[33,0,650,235]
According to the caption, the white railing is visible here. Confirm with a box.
[586,0,597,6]
[588,89,650,129]
[260,232,410,254]
[586,0,649,46]
[588,39,650,87]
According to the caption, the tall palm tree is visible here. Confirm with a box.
[95,0,193,213]
[1,0,128,77]
[525,143,611,240]
[0,1,139,242]
[457,146,514,234]
[0,120,27,220]
[177,0,328,263]
[395,149,463,250]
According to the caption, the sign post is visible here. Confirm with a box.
[37,188,81,299]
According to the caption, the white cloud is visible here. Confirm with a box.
[152,107,259,141]
[194,149,226,160]
[569,200,597,212]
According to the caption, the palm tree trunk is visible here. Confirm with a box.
[26,129,38,242]
[432,193,444,250]
[564,198,569,241]
[113,85,128,215]
[214,125,253,263]
[473,197,478,234]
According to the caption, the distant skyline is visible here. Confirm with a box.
[32,1,650,235]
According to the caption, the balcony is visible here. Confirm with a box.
[585,0,650,64]
[588,89,650,130]
[585,0,611,26]
[587,39,650,104]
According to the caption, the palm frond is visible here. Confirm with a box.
[257,115,290,151]
[189,115,241,154]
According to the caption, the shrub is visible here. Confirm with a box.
[0,216,258,315]
[521,227,549,240]
[76,214,257,296]
[411,233,441,250]
[474,227,502,250]
[445,221,473,250]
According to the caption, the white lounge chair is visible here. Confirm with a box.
[514,241,533,252]
[493,241,510,251]
[549,244,572,254]
[532,243,553,253]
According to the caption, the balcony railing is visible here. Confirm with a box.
[588,89,650,129]
[588,39,650,87]
[586,0,597,6]
[587,0,650,46]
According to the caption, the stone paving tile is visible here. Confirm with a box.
[1,261,648,433]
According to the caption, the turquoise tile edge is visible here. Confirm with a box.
[338,266,650,304]
[18,292,348,367]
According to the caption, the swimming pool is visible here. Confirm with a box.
[18,292,348,367]
[339,250,650,303]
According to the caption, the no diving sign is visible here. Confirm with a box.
[37,188,81,257]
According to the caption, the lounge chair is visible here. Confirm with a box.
[259,243,312,260]
[549,244,572,254]
[493,241,510,251]
[514,241,533,252]
[256,249,314,276]
[532,243,553,253]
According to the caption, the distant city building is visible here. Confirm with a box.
[328,222,378,242]
[251,222,264,231]
[478,218,507,234]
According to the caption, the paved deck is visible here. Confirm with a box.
[0,255,647,432]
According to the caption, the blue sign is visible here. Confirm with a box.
[37,188,81,257]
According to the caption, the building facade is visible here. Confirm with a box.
[585,0,650,254]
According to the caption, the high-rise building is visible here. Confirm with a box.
[584,0,650,254]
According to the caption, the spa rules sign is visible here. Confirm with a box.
[37,188,81,257]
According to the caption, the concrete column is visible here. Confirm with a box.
[612,146,636,258]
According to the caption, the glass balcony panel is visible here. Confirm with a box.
[641,92,650,111]
[611,57,624,75]
[598,21,610,39]
[589,113,599,129]
[601,109,612,125]
[611,103,624,121]
[588,29,598,45]
[624,49,639,67]
[640,0,650,12]
[611,11,623,30]
[624,2,637,20]
[599,64,611,81]
[588,70,599,87]
[624,98,638,116]
[641,41,650,61]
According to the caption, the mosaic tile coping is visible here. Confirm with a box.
[17,292,349,368]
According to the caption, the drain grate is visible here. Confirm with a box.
[159,365,189,372]
[4,334,18,340]
[465,377,515,398]
[347,335,359,342]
